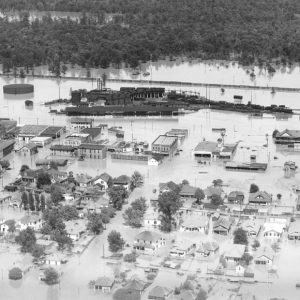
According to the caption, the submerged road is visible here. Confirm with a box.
[1,73,300,93]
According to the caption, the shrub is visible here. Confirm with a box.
[146,273,156,281]
[9,267,23,280]
[124,253,137,263]
[44,267,59,285]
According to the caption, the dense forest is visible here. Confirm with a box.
[1,0,300,75]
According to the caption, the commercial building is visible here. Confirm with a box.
[78,143,107,159]
[63,133,90,147]
[152,135,178,156]
[50,144,76,156]
[30,136,52,147]
[70,117,94,131]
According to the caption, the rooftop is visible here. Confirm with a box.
[224,244,245,258]
[249,191,272,203]
[70,117,93,124]
[135,230,162,242]
[194,141,218,152]
[80,127,102,139]
[64,220,86,235]
[152,135,177,146]
[39,126,65,136]
[276,129,300,138]
[179,184,197,196]
[50,144,75,151]
[78,143,106,150]
[0,139,15,151]
[18,125,49,136]
[181,215,208,228]
[95,276,114,287]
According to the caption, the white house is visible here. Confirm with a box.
[144,211,161,228]
[169,239,195,258]
[65,220,86,241]
[18,215,43,231]
[254,247,275,265]
[224,244,246,264]
[94,277,114,293]
[180,215,209,233]
[92,173,111,190]
[148,156,163,166]
[0,219,14,234]
[263,222,285,239]
[45,253,67,266]
[133,231,165,254]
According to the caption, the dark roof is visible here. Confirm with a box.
[248,191,272,203]
[179,185,197,196]
[124,278,146,292]
[0,139,15,151]
[95,276,114,287]
[276,129,300,138]
[40,126,65,137]
[148,286,171,298]
[81,127,102,139]
[99,172,112,182]
[23,142,38,150]
[228,191,244,199]
[114,175,131,185]
[78,143,106,150]
[50,144,75,151]
[135,231,161,242]
[70,117,93,124]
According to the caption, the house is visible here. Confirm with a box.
[75,174,93,187]
[0,219,14,234]
[204,185,224,200]
[21,168,44,184]
[241,220,261,237]
[123,278,147,294]
[144,211,161,228]
[227,191,244,204]
[254,247,275,265]
[78,143,107,159]
[170,239,195,258]
[94,276,114,292]
[152,135,178,156]
[288,220,300,240]
[224,244,246,263]
[80,127,102,141]
[148,285,172,300]
[0,139,15,159]
[196,241,219,258]
[133,231,166,254]
[45,253,67,266]
[21,142,38,155]
[213,217,233,235]
[17,125,49,143]
[70,117,93,131]
[65,220,86,241]
[47,169,68,183]
[274,129,300,150]
[263,222,285,239]
[159,181,178,194]
[248,191,272,205]
[148,155,163,166]
[180,215,209,233]
[50,144,75,156]
[179,185,197,199]
[113,175,131,191]
[18,215,43,231]
[92,173,112,190]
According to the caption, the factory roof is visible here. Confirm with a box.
[152,135,177,146]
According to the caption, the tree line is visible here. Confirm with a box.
[1,0,300,73]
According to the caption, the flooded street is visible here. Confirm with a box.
[1,63,300,299]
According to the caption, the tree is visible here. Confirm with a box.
[60,205,78,221]
[182,179,189,185]
[37,172,51,188]
[50,185,64,205]
[44,267,59,285]
[6,219,16,233]
[15,227,36,252]
[130,171,143,190]
[108,186,128,210]
[52,230,73,251]
[210,194,223,206]
[195,188,205,204]
[20,164,29,174]
[35,194,40,211]
[158,191,182,232]
[9,267,23,280]
[29,192,35,211]
[21,191,29,210]
[107,230,125,253]
[31,244,45,259]
[87,213,103,234]
[252,240,260,249]
[131,197,147,213]
[0,160,10,169]
[100,207,115,224]
[212,179,223,187]
[123,207,144,227]
[113,288,140,300]
[272,129,279,138]
[42,208,65,233]
[40,193,46,211]
[250,184,259,193]
[196,288,208,300]
[241,253,253,265]
[233,228,248,245]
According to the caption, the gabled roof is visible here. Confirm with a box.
[248,191,272,203]
[23,142,38,150]
[276,129,300,138]
[19,214,41,225]
[124,278,146,291]
[75,174,93,184]
[179,184,197,196]
[194,141,218,153]
[135,230,161,242]
[213,217,232,230]
[228,191,244,199]
[203,241,219,252]
[254,247,274,261]
[95,276,114,287]
[263,222,285,234]
[80,127,101,139]
[0,139,15,151]
[148,285,171,298]
[224,244,245,259]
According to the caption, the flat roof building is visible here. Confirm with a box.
[152,135,178,156]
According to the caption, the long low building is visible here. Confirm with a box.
[225,162,268,172]
[152,135,178,156]
[78,143,107,159]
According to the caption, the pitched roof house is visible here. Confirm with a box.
[254,247,275,265]
[180,215,209,233]
[148,285,172,300]
[228,191,244,203]
[248,191,272,205]
[213,217,233,235]
[224,244,246,263]
[94,276,114,292]
[133,231,165,254]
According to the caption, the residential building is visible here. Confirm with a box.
[148,155,163,166]
[263,222,285,239]
[274,129,300,150]
[75,174,93,187]
[18,215,43,231]
[113,175,131,191]
[94,277,114,293]
[204,185,224,200]
[254,247,275,265]
[63,133,90,147]
[70,117,93,131]
[179,184,197,199]
[45,253,67,266]
[144,211,161,228]
[92,173,112,190]
[227,191,244,204]
[196,241,219,258]
[0,140,15,159]
[224,244,246,263]
[0,219,14,234]
[123,278,147,294]
[169,239,195,258]
[78,143,107,159]
[213,217,233,235]
[21,142,38,155]
[158,181,178,194]
[180,215,209,233]
[241,220,261,237]
[152,135,178,156]
[248,191,272,205]
[65,220,86,241]
[148,285,172,300]
[133,231,166,254]
[47,169,68,183]
[288,220,300,240]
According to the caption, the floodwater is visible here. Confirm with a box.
[1,63,300,299]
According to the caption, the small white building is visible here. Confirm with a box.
[263,222,285,239]
[18,215,43,231]
[65,220,86,241]
[144,211,161,228]
[133,231,165,254]
[180,215,209,233]
[92,173,111,190]
[30,136,52,147]
[45,253,67,266]
[148,156,163,166]
[254,247,275,265]
[169,239,195,258]
[94,277,114,293]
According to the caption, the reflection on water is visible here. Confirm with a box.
[4,93,34,101]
